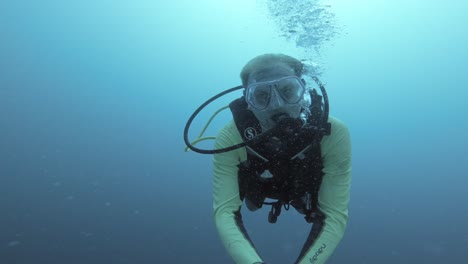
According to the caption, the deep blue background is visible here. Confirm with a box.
[1,1,467,263]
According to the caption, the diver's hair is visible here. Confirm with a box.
[240,53,304,87]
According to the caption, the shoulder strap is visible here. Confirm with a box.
[229,97,263,141]
[308,89,331,138]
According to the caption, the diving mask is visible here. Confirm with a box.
[245,76,306,111]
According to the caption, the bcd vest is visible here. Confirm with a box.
[229,89,331,223]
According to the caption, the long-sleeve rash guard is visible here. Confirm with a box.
[212,115,352,264]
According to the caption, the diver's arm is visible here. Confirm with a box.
[295,117,352,264]
[212,121,264,264]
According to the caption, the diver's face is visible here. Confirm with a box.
[246,64,306,130]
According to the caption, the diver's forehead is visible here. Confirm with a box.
[248,64,296,83]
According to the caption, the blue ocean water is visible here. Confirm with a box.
[1,0,467,263]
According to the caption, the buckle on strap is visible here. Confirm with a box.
[267,201,290,223]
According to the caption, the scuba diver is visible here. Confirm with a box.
[184,53,352,264]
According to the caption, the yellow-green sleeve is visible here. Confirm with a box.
[212,120,263,264]
[297,116,352,264]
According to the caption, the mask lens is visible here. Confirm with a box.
[247,84,272,110]
[252,84,272,110]
[276,77,305,104]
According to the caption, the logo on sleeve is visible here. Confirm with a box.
[309,243,327,263]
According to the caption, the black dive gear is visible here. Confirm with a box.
[232,88,331,224]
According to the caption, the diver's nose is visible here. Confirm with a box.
[269,88,284,108]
